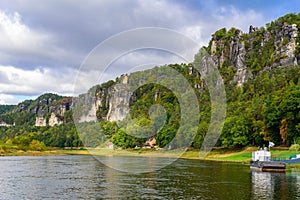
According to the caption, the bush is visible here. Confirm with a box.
[214,28,226,40]
[5,139,12,145]
[29,140,47,151]
[289,144,300,151]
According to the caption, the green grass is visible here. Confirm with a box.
[2,145,300,170]
[86,148,183,158]
[211,151,252,162]
[0,143,64,156]
[270,150,299,158]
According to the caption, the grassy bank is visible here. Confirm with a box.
[62,147,300,162]
[2,144,300,169]
[0,143,67,156]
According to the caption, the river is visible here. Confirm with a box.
[0,155,299,199]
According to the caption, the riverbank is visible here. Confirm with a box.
[1,145,300,169]
[59,148,300,169]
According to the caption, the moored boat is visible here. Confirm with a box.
[250,148,286,172]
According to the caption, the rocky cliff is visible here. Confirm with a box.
[106,74,133,121]
[207,15,299,87]
[33,96,72,126]
[73,74,133,123]
[0,93,72,126]
[72,14,300,124]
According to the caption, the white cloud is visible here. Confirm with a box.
[102,50,187,79]
[211,6,265,32]
[180,25,206,46]
[73,50,189,95]
[0,93,20,104]
[0,11,47,51]
[134,0,186,26]
[0,65,77,96]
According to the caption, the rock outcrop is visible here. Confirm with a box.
[207,19,298,86]
[35,116,46,127]
[106,75,132,121]
[0,121,14,127]
[48,113,63,126]
[274,23,298,67]
[33,96,71,126]
[74,74,133,122]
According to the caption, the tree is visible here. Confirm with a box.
[280,118,288,144]
[221,116,251,148]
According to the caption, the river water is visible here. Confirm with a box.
[0,155,299,199]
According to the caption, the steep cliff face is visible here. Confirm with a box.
[74,75,133,123]
[209,28,251,86]
[274,23,298,66]
[206,14,299,86]
[106,74,133,121]
[48,113,63,126]
[35,116,46,127]
[33,96,71,126]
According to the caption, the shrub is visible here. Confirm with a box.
[289,144,300,151]
[29,140,47,151]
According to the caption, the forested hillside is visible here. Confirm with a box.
[0,13,300,150]
[93,13,300,149]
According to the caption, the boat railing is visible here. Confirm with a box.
[271,156,289,161]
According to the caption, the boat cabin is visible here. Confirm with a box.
[252,148,271,161]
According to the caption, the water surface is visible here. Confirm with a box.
[0,155,299,199]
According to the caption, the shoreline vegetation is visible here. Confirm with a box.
[1,145,300,169]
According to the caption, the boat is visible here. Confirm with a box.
[250,148,286,172]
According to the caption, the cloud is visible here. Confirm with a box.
[100,49,187,79]
[211,6,265,32]
[73,49,190,94]
[0,10,79,69]
[1,0,295,104]
[0,93,20,104]
[0,65,76,96]
[0,11,48,52]
[0,1,266,69]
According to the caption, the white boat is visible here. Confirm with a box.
[250,148,286,172]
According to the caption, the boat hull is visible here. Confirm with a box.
[250,161,286,172]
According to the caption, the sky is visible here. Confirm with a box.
[0,0,299,104]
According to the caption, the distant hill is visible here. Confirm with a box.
[0,105,15,114]
[0,93,72,126]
